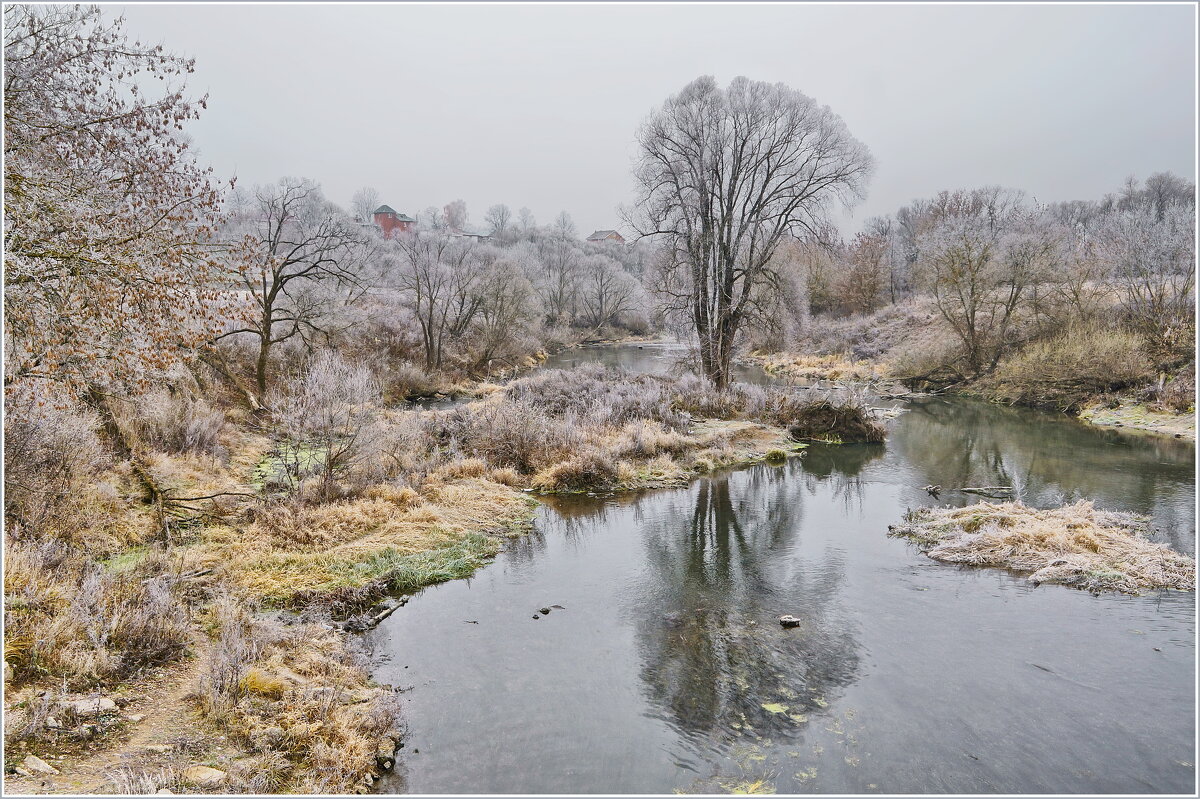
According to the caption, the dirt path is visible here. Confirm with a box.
[5,654,210,795]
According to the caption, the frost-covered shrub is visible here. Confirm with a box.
[3,385,108,534]
[4,539,191,686]
[125,390,227,458]
[504,365,684,429]
[270,352,381,500]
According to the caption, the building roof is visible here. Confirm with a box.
[450,225,491,239]
[587,229,621,241]
[374,204,397,215]
[395,213,417,223]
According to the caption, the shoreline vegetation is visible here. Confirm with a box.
[741,309,1196,441]
[2,365,882,794]
[888,500,1196,595]
[3,6,1194,796]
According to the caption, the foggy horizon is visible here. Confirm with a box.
[117,2,1196,235]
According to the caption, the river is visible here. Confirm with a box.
[370,342,1195,794]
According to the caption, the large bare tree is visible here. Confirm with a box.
[221,178,369,396]
[632,76,873,388]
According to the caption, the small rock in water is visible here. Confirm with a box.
[532,614,540,620]
[779,615,802,628]
[539,607,551,615]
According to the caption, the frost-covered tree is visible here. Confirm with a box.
[390,232,480,369]
[517,207,537,235]
[578,255,641,328]
[470,257,541,366]
[350,186,381,223]
[4,5,232,395]
[422,206,445,231]
[551,211,576,240]
[914,188,1058,376]
[534,237,581,325]
[840,230,889,315]
[1094,205,1195,351]
[443,199,468,232]
[221,178,370,395]
[632,76,873,388]
[484,203,512,236]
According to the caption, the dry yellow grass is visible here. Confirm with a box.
[204,477,535,603]
[191,606,402,794]
[751,352,884,382]
[890,501,1195,594]
[527,418,803,492]
[1078,399,1196,439]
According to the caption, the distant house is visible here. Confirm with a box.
[448,224,491,242]
[373,204,417,238]
[586,229,625,244]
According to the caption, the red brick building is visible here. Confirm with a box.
[373,205,417,238]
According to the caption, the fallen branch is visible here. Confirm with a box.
[959,485,1015,497]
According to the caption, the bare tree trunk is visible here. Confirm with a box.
[256,335,271,396]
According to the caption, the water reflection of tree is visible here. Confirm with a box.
[631,467,861,748]
[797,443,886,511]
[893,398,1196,554]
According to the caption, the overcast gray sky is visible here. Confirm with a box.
[117,3,1195,235]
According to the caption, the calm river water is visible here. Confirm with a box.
[371,343,1196,794]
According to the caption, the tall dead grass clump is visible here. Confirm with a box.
[989,324,1151,410]
[671,376,885,443]
[425,398,586,473]
[121,389,228,458]
[1148,360,1195,413]
[4,538,192,686]
[3,386,109,536]
[383,362,442,401]
[192,594,403,793]
[781,396,886,443]
[889,500,1194,594]
[504,365,685,429]
[530,448,620,492]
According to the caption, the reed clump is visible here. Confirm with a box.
[889,500,1195,594]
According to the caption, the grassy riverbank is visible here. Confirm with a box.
[747,300,1195,439]
[3,365,880,794]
